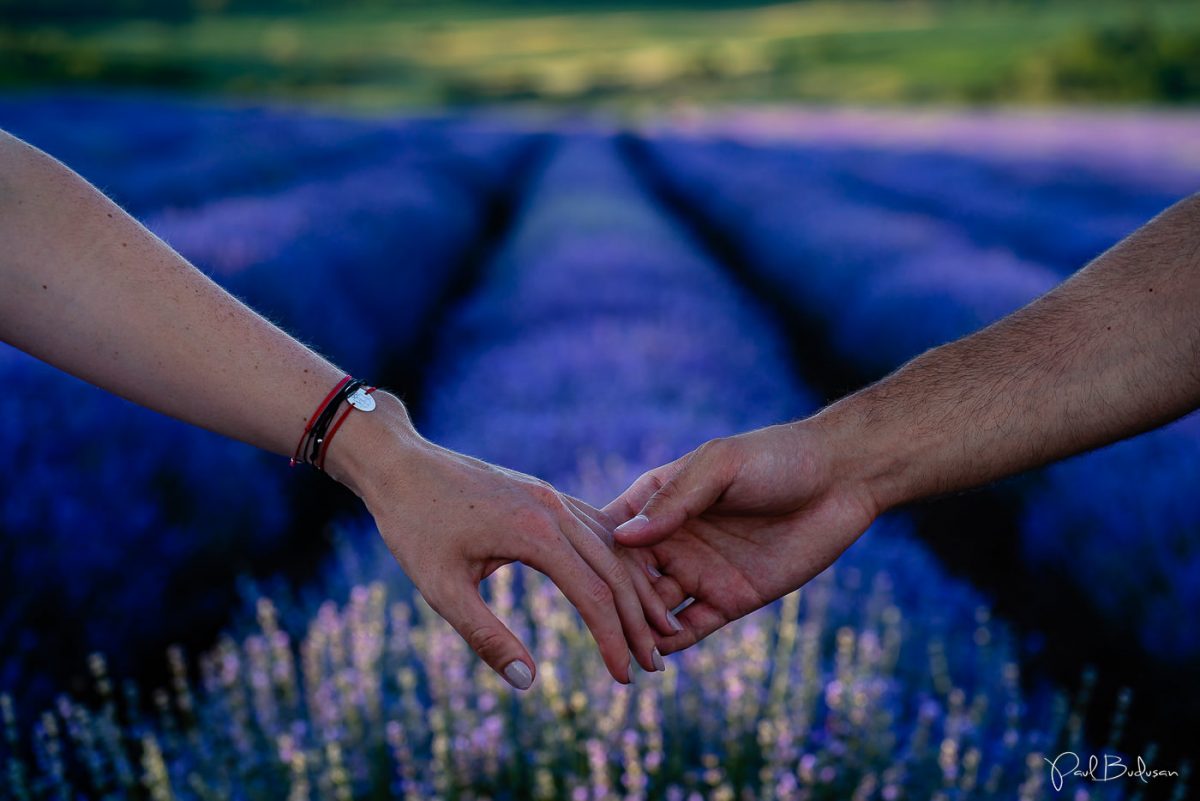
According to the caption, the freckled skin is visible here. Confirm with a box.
[0,127,662,690]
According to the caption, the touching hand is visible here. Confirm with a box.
[326,392,664,688]
[605,420,881,654]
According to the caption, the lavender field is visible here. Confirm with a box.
[1,95,1198,800]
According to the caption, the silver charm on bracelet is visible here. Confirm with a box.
[347,386,377,412]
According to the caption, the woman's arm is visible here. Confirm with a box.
[0,130,672,687]
[0,130,359,469]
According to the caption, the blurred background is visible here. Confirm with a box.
[3,0,1199,110]
[1,2,1199,800]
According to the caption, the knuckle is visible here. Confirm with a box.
[605,562,634,594]
[464,623,507,660]
[639,470,665,493]
[526,481,562,511]
[652,480,679,502]
[585,574,615,607]
[698,437,731,461]
[698,437,741,478]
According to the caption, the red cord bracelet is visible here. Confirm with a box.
[317,386,378,470]
[291,375,352,468]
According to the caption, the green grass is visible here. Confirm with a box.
[1,0,1198,110]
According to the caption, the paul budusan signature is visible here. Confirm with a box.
[1045,752,1181,792]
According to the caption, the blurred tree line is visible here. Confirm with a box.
[1026,22,1200,102]
[0,1,1197,108]
[0,0,403,23]
[0,0,763,23]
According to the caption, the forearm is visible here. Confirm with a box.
[813,192,1200,511]
[0,129,413,499]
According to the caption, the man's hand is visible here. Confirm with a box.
[607,193,1200,658]
[605,421,880,654]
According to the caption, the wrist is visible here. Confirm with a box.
[320,389,425,505]
[805,388,920,515]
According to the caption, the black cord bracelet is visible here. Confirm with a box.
[302,378,366,468]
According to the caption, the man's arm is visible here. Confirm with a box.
[608,192,1200,652]
[0,129,670,686]
[820,191,1200,513]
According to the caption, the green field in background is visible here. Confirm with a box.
[2,0,1198,109]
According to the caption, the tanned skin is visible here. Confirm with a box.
[607,192,1200,654]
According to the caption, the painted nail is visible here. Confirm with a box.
[667,612,684,633]
[503,660,533,690]
[651,647,665,672]
[646,563,663,579]
[615,514,649,534]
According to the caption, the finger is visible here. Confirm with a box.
[564,495,684,641]
[613,441,736,547]
[560,499,663,674]
[656,599,729,655]
[564,493,620,532]
[646,568,689,614]
[602,468,667,522]
[617,546,684,638]
[521,532,635,684]
[426,578,536,691]
[562,495,615,548]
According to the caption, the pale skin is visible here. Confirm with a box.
[0,129,680,690]
[609,192,1200,655]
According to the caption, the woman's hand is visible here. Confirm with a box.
[604,421,880,654]
[325,391,665,689]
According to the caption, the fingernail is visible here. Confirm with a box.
[646,563,663,579]
[503,660,533,690]
[615,514,649,535]
[667,612,684,633]
[651,647,665,672]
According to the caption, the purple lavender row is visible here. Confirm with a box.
[0,94,473,216]
[0,113,532,719]
[638,137,1061,375]
[636,134,1200,665]
[147,149,492,377]
[681,107,1200,189]
[813,144,1193,273]
[421,136,807,480]
[650,110,1200,272]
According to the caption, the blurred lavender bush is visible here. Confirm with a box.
[633,133,1200,664]
[422,135,807,478]
[0,96,502,217]
[1,137,1150,801]
[800,145,1195,273]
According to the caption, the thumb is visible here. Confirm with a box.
[428,581,537,691]
[614,439,735,547]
